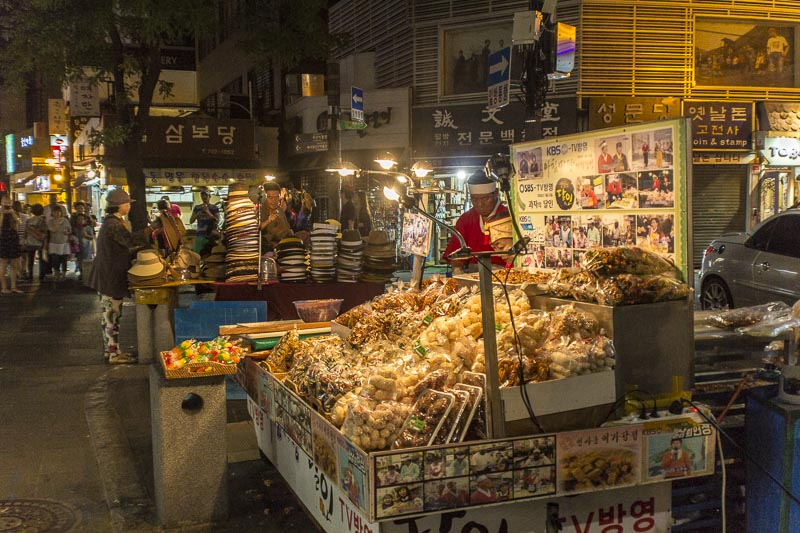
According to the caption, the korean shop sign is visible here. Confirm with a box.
[588,97,681,130]
[684,100,753,151]
[141,117,256,160]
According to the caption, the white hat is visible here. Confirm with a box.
[582,179,592,186]
[128,249,165,278]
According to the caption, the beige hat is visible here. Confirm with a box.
[106,188,134,206]
[128,249,165,278]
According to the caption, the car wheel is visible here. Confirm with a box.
[701,277,733,310]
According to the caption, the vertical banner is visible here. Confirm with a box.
[511,118,690,280]
[48,99,67,135]
[68,80,100,117]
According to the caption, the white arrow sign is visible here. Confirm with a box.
[352,94,363,104]
[489,54,509,77]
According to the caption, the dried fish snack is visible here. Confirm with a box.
[391,389,455,449]
[266,329,302,372]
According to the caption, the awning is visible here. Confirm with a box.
[11,171,35,187]
[107,167,274,187]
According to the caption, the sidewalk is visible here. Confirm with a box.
[0,273,319,532]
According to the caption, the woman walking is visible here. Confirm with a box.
[24,204,47,282]
[87,189,154,363]
[0,194,22,293]
[47,205,72,281]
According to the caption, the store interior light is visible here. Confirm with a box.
[411,160,433,179]
[374,151,398,170]
[325,159,359,177]
[53,174,63,181]
[383,186,400,202]
[264,174,276,181]
[457,170,467,181]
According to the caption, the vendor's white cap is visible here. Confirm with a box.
[468,170,496,195]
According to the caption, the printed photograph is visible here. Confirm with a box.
[423,477,470,511]
[424,449,446,479]
[638,169,675,208]
[544,215,574,247]
[645,434,709,481]
[652,128,674,169]
[605,172,639,209]
[595,135,631,175]
[695,19,796,88]
[521,244,546,268]
[516,147,544,180]
[401,211,433,257]
[469,473,513,505]
[575,176,604,210]
[599,214,636,248]
[444,447,471,477]
[513,437,556,469]
[545,247,574,268]
[469,441,514,475]
[513,466,557,498]
[631,131,654,170]
[636,214,675,255]
[376,451,424,485]
[340,458,366,510]
[376,483,424,518]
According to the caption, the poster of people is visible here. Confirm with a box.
[400,211,433,257]
[642,415,716,483]
[512,119,688,278]
[695,18,796,88]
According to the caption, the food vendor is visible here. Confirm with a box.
[259,181,293,253]
[443,170,510,274]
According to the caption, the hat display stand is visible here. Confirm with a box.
[309,222,338,283]
[224,187,260,282]
[276,236,307,283]
[336,229,364,282]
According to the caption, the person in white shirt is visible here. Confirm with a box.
[767,27,790,74]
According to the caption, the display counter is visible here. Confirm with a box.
[213,281,385,321]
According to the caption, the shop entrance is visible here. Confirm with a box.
[755,168,796,223]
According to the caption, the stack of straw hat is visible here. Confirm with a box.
[275,236,307,282]
[336,229,364,282]
[224,182,260,282]
[127,249,166,286]
[201,244,227,280]
[360,230,397,283]
[308,221,338,282]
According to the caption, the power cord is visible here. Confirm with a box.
[482,255,545,433]
[679,398,800,508]
[717,431,727,533]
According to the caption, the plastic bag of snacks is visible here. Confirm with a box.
[706,301,790,329]
[583,246,679,277]
[340,397,411,451]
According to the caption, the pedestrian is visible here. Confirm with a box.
[0,194,23,294]
[47,204,72,281]
[70,201,95,279]
[23,204,47,282]
[87,188,155,364]
[13,200,30,281]
[340,190,356,230]
[189,190,220,254]
[161,195,182,217]
[355,190,372,237]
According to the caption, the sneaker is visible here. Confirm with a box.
[108,352,137,365]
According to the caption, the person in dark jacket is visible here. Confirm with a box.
[87,189,154,364]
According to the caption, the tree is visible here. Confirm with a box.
[0,0,343,230]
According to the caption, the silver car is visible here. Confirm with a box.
[699,209,800,309]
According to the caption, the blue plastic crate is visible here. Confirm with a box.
[189,300,267,323]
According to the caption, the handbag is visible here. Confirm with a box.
[69,235,80,255]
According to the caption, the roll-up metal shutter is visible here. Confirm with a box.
[691,165,748,268]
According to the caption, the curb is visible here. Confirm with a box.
[85,369,156,532]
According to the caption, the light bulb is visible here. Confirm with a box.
[383,186,400,201]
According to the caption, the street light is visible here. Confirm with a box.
[325,159,359,176]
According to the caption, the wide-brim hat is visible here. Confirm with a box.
[128,249,164,278]
[366,230,390,246]
[341,229,362,243]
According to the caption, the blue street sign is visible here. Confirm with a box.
[351,86,364,122]
[487,47,511,109]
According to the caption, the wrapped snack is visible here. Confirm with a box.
[583,246,679,277]
[360,363,404,402]
[736,309,800,337]
[340,397,411,451]
[461,372,487,441]
[595,274,646,306]
[547,268,587,298]
[392,389,455,449]
[432,389,470,445]
[265,329,302,372]
[331,391,360,427]
[641,275,690,303]
[546,304,600,347]
[706,301,790,329]
[452,383,483,443]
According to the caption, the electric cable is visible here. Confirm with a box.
[681,398,800,507]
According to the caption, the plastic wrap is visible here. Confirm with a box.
[706,301,790,329]
[432,389,470,445]
[736,308,800,337]
[360,363,404,402]
[583,246,679,277]
[340,397,411,451]
[391,389,455,449]
[545,304,601,347]
[461,372,487,441]
[452,383,483,443]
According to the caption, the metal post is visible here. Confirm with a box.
[478,258,505,439]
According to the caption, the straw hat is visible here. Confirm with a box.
[128,249,165,278]
[366,230,390,246]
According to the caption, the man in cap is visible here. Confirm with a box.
[443,170,510,274]
[88,188,156,364]
[259,181,293,253]
[597,141,614,174]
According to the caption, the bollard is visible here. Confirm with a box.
[149,365,228,528]
[134,288,177,364]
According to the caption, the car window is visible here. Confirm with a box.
[747,218,779,251]
[765,215,800,258]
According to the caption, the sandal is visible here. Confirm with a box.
[10,289,23,294]
[0,290,10,294]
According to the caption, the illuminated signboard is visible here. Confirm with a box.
[5,134,15,174]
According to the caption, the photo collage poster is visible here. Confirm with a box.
[511,119,688,279]
[372,435,557,519]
